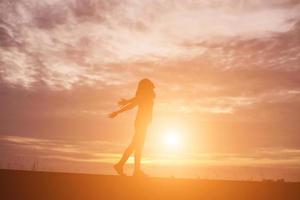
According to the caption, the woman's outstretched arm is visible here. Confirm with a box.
[118,97,136,107]
[108,98,138,118]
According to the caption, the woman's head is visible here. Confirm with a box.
[136,78,155,98]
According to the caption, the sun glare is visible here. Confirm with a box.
[163,129,182,150]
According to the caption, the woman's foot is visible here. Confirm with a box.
[133,169,148,177]
[114,163,126,176]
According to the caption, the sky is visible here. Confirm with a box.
[1,0,300,181]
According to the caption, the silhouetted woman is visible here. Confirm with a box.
[109,78,155,176]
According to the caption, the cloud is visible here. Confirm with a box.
[0,49,37,88]
[0,135,125,162]
[1,0,300,89]
[1,135,299,167]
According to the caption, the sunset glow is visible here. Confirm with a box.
[1,0,300,181]
[163,129,182,150]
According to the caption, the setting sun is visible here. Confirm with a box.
[163,129,182,150]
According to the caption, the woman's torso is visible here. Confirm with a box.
[135,97,154,125]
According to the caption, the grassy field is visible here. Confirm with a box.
[0,169,299,200]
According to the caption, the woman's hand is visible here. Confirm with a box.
[118,98,128,107]
[108,111,119,118]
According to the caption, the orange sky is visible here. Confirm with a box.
[0,0,300,181]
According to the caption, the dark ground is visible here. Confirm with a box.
[0,169,299,200]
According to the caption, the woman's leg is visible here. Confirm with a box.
[134,124,148,173]
[117,142,135,166]
[118,122,147,167]
[115,122,148,175]
[114,138,137,175]
[134,139,145,172]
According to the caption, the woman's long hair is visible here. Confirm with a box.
[135,78,155,99]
